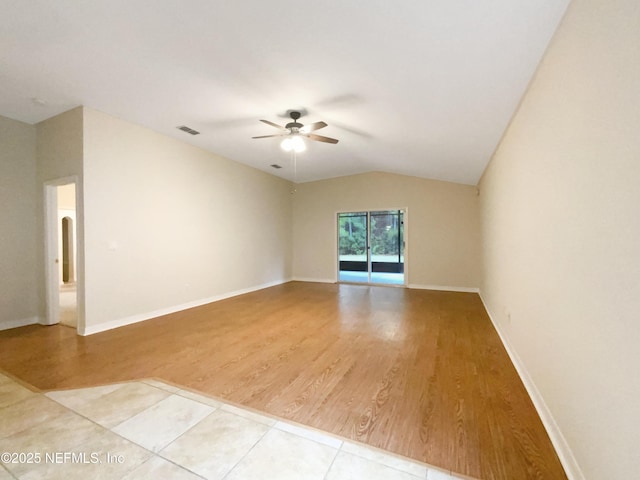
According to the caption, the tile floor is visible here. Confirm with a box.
[338,271,405,285]
[0,373,469,480]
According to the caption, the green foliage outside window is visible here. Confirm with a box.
[339,215,366,255]
[338,212,404,257]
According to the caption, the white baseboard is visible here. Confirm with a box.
[81,278,292,336]
[291,277,336,284]
[407,283,479,293]
[292,279,479,293]
[478,292,584,480]
[0,316,40,332]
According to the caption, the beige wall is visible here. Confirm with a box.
[0,116,38,329]
[479,1,640,478]
[57,183,76,209]
[36,107,85,327]
[36,107,84,183]
[292,171,480,289]
[82,108,293,331]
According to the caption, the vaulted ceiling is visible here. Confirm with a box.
[1,1,569,184]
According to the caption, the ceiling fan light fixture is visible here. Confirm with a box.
[254,111,336,150]
[281,135,306,153]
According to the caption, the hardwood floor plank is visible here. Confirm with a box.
[0,282,566,479]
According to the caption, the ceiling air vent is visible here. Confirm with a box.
[270,164,283,169]
[177,125,200,135]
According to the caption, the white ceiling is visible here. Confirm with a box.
[1,1,569,185]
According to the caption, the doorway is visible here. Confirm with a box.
[45,179,79,329]
[338,210,405,285]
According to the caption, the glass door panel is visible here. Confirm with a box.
[338,212,369,283]
[370,210,404,285]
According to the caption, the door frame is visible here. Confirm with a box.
[44,176,83,330]
[335,207,408,286]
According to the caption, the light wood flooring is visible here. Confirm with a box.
[0,282,566,479]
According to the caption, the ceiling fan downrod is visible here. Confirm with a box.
[285,111,304,132]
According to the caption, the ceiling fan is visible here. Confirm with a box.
[252,111,339,152]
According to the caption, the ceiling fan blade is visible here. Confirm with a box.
[260,119,287,130]
[299,121,328,134]
[252,134,286,139]
[307,133,339,144]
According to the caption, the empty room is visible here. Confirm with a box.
[1,1,638,479]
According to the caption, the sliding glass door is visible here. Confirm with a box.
[338,210,404,285]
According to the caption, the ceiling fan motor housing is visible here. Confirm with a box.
[285,111,303,131]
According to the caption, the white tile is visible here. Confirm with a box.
[341,441,428,477]
[0,411,104,479]
[112,394,214,452]
[0,379,36,409]
[224,428,338,480]
[220,403,276,426]
[176,388,223,408]
[0,395,68,439]
[274,420,343,448]
[0,465,12,480]
[141,379,182,393]
[427,468,463,480]
[160,408,269,480]
[15,429,151,480]
[121,456,203,480]
[45,383,125,410]
[327,451,425,480]
[51,382,170,428]
[0,411,103,468]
